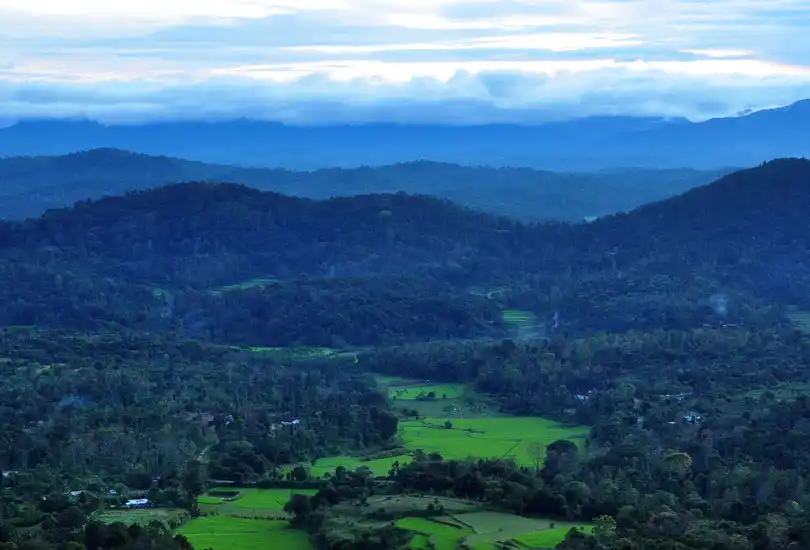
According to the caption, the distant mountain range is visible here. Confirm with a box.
[0,148,730,221]
[1,99,808,169]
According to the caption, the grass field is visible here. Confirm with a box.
[401,417,589,466]
[198,488,319,518]
[394,513,592,550]
[279,376,589,479]
[396,517,474,550]
[388,382,467,401]
[96,508,187,526]
[456,512,591,548]
[282,415,588,480]
[513,526,593,548]
[179,517,312,550]
[501,308,538,327]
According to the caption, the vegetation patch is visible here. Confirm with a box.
[388,382,467,401]
[96,508,188,526]
[395,517,473,550]
[501,309,537,327]
[178,517,312,550]
[401,417,588,466]
[787,307,810,333]
[210,277,282,295]
[232,488,318,511]
[457,512,592,548]
[512,525,593,548]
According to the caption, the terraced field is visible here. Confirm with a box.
[394,512,592,550]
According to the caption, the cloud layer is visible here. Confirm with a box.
[2,0,810,123]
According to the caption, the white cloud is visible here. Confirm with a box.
[1,0,810,123]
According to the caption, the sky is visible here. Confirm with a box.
[2,0,810,124]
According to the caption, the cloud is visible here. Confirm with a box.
[1,0,810,123]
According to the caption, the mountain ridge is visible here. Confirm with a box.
[0,148,731,221]
[0,99,808,169]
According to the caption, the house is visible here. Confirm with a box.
[124,499,151,508]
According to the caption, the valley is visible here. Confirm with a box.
[1,158,810,550]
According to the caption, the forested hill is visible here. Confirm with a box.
[0,158,806,345]
[0,148,729,221]
[569,158,810,304]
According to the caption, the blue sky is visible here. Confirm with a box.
[2,0,810,124]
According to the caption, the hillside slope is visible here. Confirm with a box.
[0,160,806,340]
[0,149,728,221]
[574,158,810,303]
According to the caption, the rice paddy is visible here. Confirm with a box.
[501,308,538,327]
[197,488,318,518]
[394,513,592,550]
[179,517,312,550]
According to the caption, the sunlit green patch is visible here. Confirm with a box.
[179,517,312,550]
[401,417,589,465]
[388,382,467,401]
[501,309,538,327]
[396,517,473,550]
[513,525,594,548]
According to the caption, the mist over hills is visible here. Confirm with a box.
[1,99,808,169]
[0,148,730,221]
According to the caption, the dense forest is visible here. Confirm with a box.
[0,149,728,221]
[1,158,809,550]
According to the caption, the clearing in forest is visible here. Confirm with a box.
[394,512,592,550]
[179,517,312,550]
[455,511,592,548]
[198,488,318,517]
[401,416,589,466]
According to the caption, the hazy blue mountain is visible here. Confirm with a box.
[0,148,730,221]
[0,100,806,169]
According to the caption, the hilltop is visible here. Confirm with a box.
[0,148,728,221]
[1,100,808,168]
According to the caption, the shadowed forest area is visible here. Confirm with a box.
[0,148,729,221]
[1,158,810,550]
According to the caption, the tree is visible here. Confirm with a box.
[526,442,544,475]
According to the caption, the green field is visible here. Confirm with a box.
[401,417,589,465]
[396,517,474,550]
[395,513,592,550]
[388,382,467,401]
[198,488,318,518]
[284,415,588,479]
[179,517,312,550]
[514,526,593,548]
[501,308,538,327]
